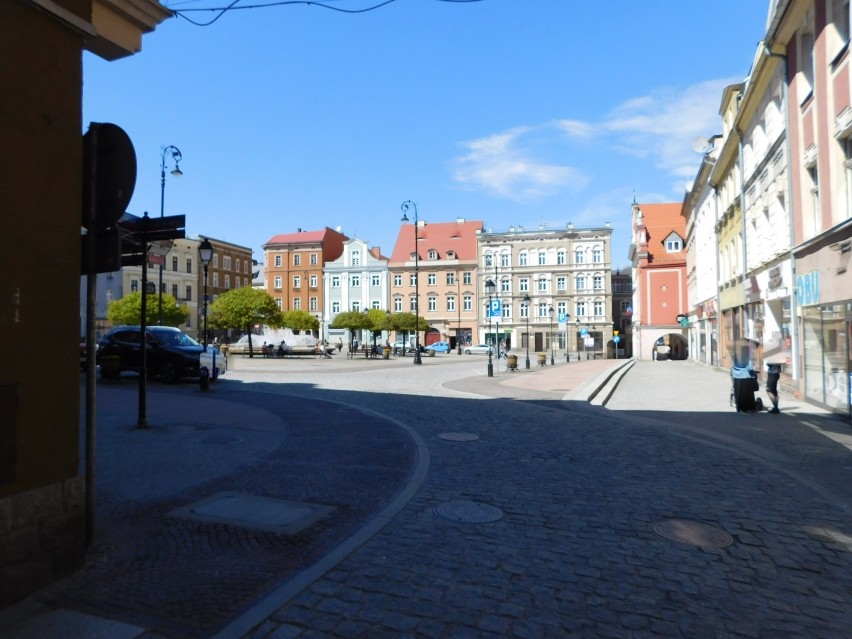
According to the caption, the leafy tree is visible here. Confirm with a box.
[281,309,320,332]
[107,292,189,327]
[388,312,429,351]
[329,310,373,348]
[209,287,283,357]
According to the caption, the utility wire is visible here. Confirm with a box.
[174,0,485,27]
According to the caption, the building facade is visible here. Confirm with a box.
[389,218,483,349]
[201,237,253,342]
[477,224,614,360]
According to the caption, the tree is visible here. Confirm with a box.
[209,287,283,357]
[107,291,188,327]
[329,310,373,348]
[388,311,429,352]
[281,309,319,332]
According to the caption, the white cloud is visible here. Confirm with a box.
[452,127,587,200]
[554,119,595,139]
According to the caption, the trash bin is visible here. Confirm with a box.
[507,354,518,371]
[383,347,390,359]
[537,352,547,366]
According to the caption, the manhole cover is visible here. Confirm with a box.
[433,500,503,523]
[437,432,480,442]
[651,519,733,549]
[169,492,335,534]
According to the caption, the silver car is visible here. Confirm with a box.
[463,344,493,355]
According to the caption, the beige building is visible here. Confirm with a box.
[477,224,614,360]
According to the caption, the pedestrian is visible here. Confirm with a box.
[766,362,781,413]
[337,338,343,353]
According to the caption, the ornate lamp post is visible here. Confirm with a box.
[198,238,213,351]
[576,317,581,361]
[523,294,531,369]
[549,305,555,366]
[158,145,183,325]
[485,278,496,377]
[400,201,422,365]
[565,312,571,362]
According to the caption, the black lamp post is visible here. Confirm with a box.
[401,201,422,365]
[457,274,462,356]
[549,305,555,366]
[485,278,496,377]
[523,294,531,369]
[385,310,391,348]
[198,238,213,352]
[576,317,581,361]
[565,312,571,362]
[158,145,183,325]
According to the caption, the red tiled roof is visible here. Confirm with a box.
[636,203,684,265]
[264,228,346,246]
[389,220,484,263]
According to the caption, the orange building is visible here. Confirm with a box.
[263,228,348,314]
[628,201,688,360]
[389,218,484,349]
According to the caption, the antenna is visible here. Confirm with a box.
[691,136,712,155]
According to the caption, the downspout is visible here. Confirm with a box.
[764,43,800,388]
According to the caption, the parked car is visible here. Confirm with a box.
[425,341,451,353]
[392,341,415,355]
[463,344,493,355]
[97,326,226,383]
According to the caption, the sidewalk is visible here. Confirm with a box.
[1,357,849,638]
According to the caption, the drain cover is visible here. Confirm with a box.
[170,492,335,534]
[437,432,480,442]
[651,519,733,549]
[433,500,503,523]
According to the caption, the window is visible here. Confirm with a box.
[274,276,282,289]
[557,301,567,315]
[351,250,360,266]
[463,272,472,285]
[845,138,852,221]
[520,303,529,318]
[171,284,178,298]
[410,274,417,286]
[594,301,604,316]
[409,298,417,312]
[351,275,360,287]
[557,250,566,265]
[447,296,456,312]
[332,301,340,313]
[593,275,604,290]
[309,297,318,311]
[244,260,248,274]
[538,251,546,266]
[293,275,301,288]
[275,298,282,310]
[372,300,380,310]
[800,30,815,100]
[223,256,232,270]
[576,301,586,317]
[463,295,472,311]
[485,253,493,267]
[574,249,584,264]
[428,250,438,260]
[537,277,547,292]
[185,316,191,328]
[502,303,510,319]
[352,301,361,312]
[235,277,240,288]
[592,249,602,263]
[501,279,510,293]
[446,272,455,285]
[501,253,510,267]
[332,275,340,287]
[831,0,850,61]
[428,273,437,285]
[371,274,380,287]
[519,278,529,292]
[235,259,241,273]
[274,255,282,267]
[293,254,301,266]
[213,273,219,287]
[185,285,192,301]
[428,297,437,312]
[665,238,682,252]
[394,274,402,287]
[224,275,230,288]
[394,297,402,312]
[213,255,219,268]
[131,279,138,292]
[576,274,586,291]
[310,253,317,265]
[519,252,528,266]
[537,302,547,318]
[186,258,192,273]
[293,297,301,310]
[557,276,567,291]
[172,256,178,272]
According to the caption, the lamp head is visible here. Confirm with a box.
[484,278,496,295]
[522,294,531,305]
[171,165,183,177]
[198,238,214,265]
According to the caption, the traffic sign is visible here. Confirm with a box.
[613,335,621,343]
[488,299,502,318]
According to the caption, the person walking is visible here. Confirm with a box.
[766,362,781,413]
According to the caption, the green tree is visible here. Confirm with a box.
[107,292,189,327]
[388,311,429,351]
[209,287,283,357]
[281,309,320,332]
[329,310,373,348]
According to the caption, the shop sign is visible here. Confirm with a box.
[796,270,820,306]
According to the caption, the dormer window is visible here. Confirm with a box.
[664,232,684,253]
[446,250,456,259]
[428,249,438,260]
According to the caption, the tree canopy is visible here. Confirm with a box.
[107,292,188,327]
[281,309,319,331]
[209,287,283,332]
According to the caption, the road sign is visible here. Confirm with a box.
[489,299,502,318]
[580,327,588,337]
[613,335,621,343]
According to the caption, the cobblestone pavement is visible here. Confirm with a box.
[1,356,850,638]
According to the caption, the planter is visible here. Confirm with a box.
[506,354,518,371]
[537,352,547,366]
[383,347,391,360]
[426,349,435,357]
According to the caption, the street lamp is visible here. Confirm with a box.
[485,278,496,377]
[198,238,213,352]
[522,294,531,369]
[401,201,422,365]
[565,313,571,362]
[549,305,555,366]
[158,145,183,325]
[575,317,581,361]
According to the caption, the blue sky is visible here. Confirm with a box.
[83,0,770,269]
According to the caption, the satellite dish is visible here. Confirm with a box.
[691,136,711,154]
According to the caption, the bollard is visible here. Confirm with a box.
[199,366,210,391]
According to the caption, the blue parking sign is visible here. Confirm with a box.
[489,299,502,318]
